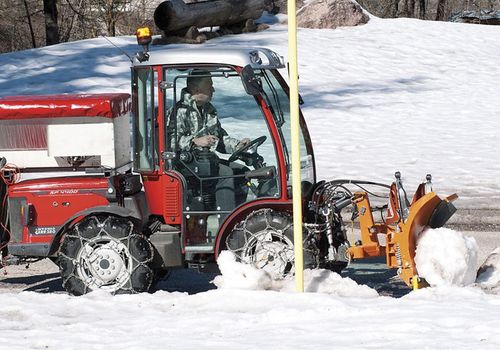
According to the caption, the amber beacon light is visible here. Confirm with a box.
[136,27,152,46]
[135,27,152,62]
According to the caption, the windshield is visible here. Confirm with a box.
[258,69,315,185]
[164,67,279,169]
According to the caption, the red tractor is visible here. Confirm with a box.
[0,33,456,295]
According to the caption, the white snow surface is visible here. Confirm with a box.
[415,228,479,286]
[1,15,500,349]
[0,285,497,350]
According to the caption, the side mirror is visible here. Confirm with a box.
[241,65,262,96]
[245,166,276,180]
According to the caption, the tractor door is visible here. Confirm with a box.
[162,66,282,252]
[132,66,183,226]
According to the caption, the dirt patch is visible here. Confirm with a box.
[0,259,62,294]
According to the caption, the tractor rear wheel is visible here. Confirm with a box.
[226,209,316,279]
[58,215,153,296]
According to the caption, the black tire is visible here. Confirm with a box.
[226,209,316,279]
[58,215,154,296]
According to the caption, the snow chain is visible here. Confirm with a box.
[59,216,153,294]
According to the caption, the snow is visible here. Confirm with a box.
[1,12,500,350]
[415,228,479,286]
[1,283,500,349]
[213,250,274,290]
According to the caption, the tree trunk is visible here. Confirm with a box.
[43,0,60,46]
[409,0,416,17]
[418,0,427,19]
[23,0,36,48]
[154,0,266,33]
[435,0,446,21]
[402,0,408,17]
[387,0,399,17]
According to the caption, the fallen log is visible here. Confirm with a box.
[154,0,267,34]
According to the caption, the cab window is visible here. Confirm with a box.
[132,68,157,171]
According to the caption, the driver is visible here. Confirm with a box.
[175,70,250,153]
[172,69,251,209]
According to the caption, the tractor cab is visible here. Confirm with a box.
[131,46,316,261]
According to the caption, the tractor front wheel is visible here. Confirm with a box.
[226,209,315,279]
[58,215,153,296]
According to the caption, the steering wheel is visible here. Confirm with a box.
[228,136,267,163]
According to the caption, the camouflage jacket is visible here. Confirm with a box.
[170,88,240,153]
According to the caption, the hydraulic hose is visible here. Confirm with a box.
[324,179,391,189]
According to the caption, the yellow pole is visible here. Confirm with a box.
[287,0,304,293]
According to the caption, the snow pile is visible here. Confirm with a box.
[415,228,479,286]
[212,250,274,290]
[476,247,500,293]
[279,268,379,298]
[213,251,378,298]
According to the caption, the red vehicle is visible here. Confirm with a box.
[0,35,456,295]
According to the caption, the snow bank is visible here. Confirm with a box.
[213,251,378,298]
[415,228,479,287]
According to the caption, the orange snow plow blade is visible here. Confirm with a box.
[348,189,458,289]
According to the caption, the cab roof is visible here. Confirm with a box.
[133,47,285,69]
[0,93,131,120]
